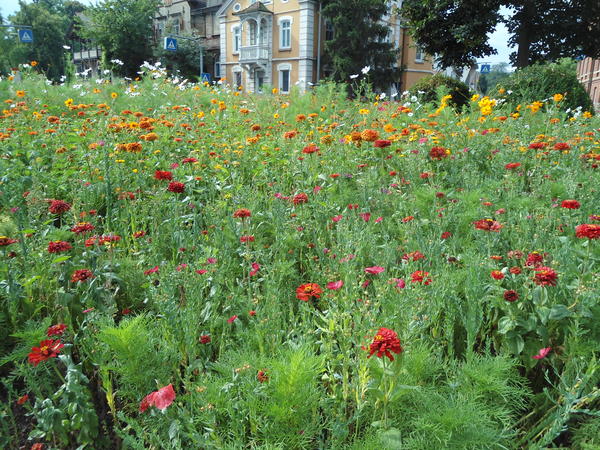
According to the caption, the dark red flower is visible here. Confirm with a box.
[473,218,502,232]
[402,251,425,262]
[133,231,146,239]
[441,232,451,239]
[373,139,391,148]
[553,142,571,151]
[0,236,18,246]
[296,283,322,301]
[561,199,580,209]
[144,266,159,276]
[429,146,448,160]
[154,170,173,181]
[510,267,522,275]
[576,223,600,240]
[411,270,432,285]
[233,209,252,219]
[590,215,600,221]
[257,370,269,382]
[240,235,255,243]
[491,270,504,280]
[70,222,95,236]
[182,157,198,163]
[47,324,67,337]
[200,335,210,344]
[48,200,72,215]
[71,269,95,283]
[367,327,402,362]
[228,315,238,323]
[292,193,308,205]
[139,384,176,413]
[122,308,131,315]
[534,266,558,287]
[525,251,544,268]
[48,240,71,253]
[503,290,519,302]
[168,181,185,193]
[28,339,64,367]
[506,162,521,170]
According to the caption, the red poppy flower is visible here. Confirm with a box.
[441,232,451,239]
[533,347,551,360]
[47,324,67,337]
[533,266,558,287]
[364,266,385,274]
[139,384,176,413]
[491,270,504,280]
[327,280,343,290]
[154,170,173,181]
[411,270,432,285]
[292,193,308,205]
[233,209,252,219]
[48,200,72,215]
[576,223,600,240]
[71,269,94,283]
[249,262,260,276]
[28,339,64,367]
[168,181,185,193]
[429,146,448,160]
[473,218,502,232]
[296,283,322,301]
[200,335,210,344]
[505,162,521,170]
[561,199,580,209]
[48,241,71,253]
[503,290,519,302]
[366,327,402,362]
[228,315,238,323]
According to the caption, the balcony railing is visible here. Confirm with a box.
[239,45,269,63]
[73,49,102,62]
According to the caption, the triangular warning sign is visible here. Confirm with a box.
[22,31,31,40]
[167,41,175,50]
[202,74,209,82]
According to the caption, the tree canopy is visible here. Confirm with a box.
[402,0,600,69]
[320,0,402,89]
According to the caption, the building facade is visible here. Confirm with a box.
[576,57,600,106]
[216,0,435,94]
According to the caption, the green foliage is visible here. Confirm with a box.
[408,74,470,111]
[320,0,402,89]
[497,61,594,114]
[478,63,511,95]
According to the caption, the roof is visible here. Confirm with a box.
[233,2,273,16]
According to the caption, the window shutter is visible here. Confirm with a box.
[179,18,184,31]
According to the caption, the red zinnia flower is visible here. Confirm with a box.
[373,139,391,148]
[71,269,94,283]
[154,170,173,181]
[441,232,451,239]
[429,146,448,160]
[473,218,502,232]
[182,157,198,163]
[411,270,432,285]
[590,215,600,221]
[17,395,29,405]
[0,236,18,246]
[233,209,251,219]
[144,266,159,275]
[257,370,269,382]
[28,339,64,367]
[139,384,176,413]
[402,251,425,262]
[296,283,322,301]
[292,193,308,205]
[510,267,522,275]
[168,181,185,193]
[505,162,521,170]
[200,335,210,344]
[491,270,504,280]
[576,223,600,240]
[504,290,519,302]
[553,142,571,151]
[70,222,95,236]
[240,235,255,243]
[533,266,558,287]
[228,315,238,323]
[302,145,319,154]
[48,200,72,215]
[48,240,71,253]
[133,230,146,239]
[366,327,402,362]
[525,251,544,268]
[561,199,580,209]
[47,324,67,337]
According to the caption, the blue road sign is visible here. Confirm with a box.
[18,29,33,43]
[480,64,491,74]
[201,73,210,83]
[164,37,177,52]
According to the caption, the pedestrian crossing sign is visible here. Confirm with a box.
[164,37,177,52]
[18,29,34,43]
[201,73,210,83]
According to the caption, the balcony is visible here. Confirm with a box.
[239,45,269,64]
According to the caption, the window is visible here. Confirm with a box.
[214,55,221,78]
[212,14,219,36]
[325,20,334,41]
[278,63,291,93]
[232,26,241,53]
[172,18,180,35]
[415,46,424,63]
[278,16,293,50]
[234,71,243,89]
[157,21,165,39]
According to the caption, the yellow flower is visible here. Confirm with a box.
[16,90,25,98]
[272,88,278,94]
[553,93,563,102]
[498,88,505,94]
[583,111,592,119]
[65,98,73,107]
[359,109,369,115]
[471,94,480,102]
[9,76,13,81]
[111,92,118,99]
[273,113,279,119]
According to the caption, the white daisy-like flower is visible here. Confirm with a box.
[361,66,371,74]
[350,74,359,79]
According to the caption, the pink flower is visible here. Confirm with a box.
[139,384,176,413]
[313,185,322,194]
[249,262,260,276]
[332,215,343,223]
[196,269,208,275]
[359,212,371,222]
[207,258,217,264]
[327,280,343,290]
[375,217,383,223]
[389,278,405,291]
[364,266,385,274]
[533,347,552,360]
[228,315,238,323]
[362,280,370,289]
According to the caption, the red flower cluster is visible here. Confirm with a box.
[133,230,146,239]
[48,240,71,253]
[366,327,402,361]
[561,199,580,209]
[71,268,95,283]
[85,234,122,247]
[233,209,252,219]
[411,270,432,285]
[139,384,176,413]
[429,146,448,160]
[257,370,269,382]
[70,222,95,236]
[48,200,72,215]
[576,223,600,240]
[296,283,322,301]
[28,339,64,367]
[473,218,502,232]
[292,193,308,205]
[441,232,451,239]
[154,170,173,181]
[47,324,67,337]
[168,181,185,193]
[240,235,255,243]
[533,266,558,287]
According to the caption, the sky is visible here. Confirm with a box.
[1,0,515,70]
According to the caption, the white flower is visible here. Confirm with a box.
[391,92,398,97]
[380,92,386,99]
[361,66,371,74]
[111,59,124,66]
[402,90,409,95]
[417,90,425,94]
[411,96,418,102]
[507,90,513,95]
[63,45,71,50]
[407,112,413,117]
[350,74,359,79]
[103,69,110,75]
[124,77,132,80]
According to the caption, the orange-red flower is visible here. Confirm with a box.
[296,283,322,301]
[28,339,64,367]
[561,199,580,209]
[491,270,504,280]
[576,223,600,240]
[48,200,71,215]
[47,324,67,337]
[411,270,432,285]
[292,193,308,205]
[366,327,402,361]
[302,145,319,154]
[533,266,558,287]
[429,146,448,160]
[473,218,502,232]
[233,209,251,219]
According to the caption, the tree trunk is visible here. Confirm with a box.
[515,0,536,68]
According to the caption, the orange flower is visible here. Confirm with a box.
[296,283,322,301]
[28,339,64,367]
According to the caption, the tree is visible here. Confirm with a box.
[402,0,600,69]
[80,0,160,77]
[478,63,511,94]
[320,0,402,90]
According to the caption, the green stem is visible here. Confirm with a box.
[49,358,66,385]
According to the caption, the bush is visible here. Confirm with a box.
[496,61,594,115]
[408,74,471,111]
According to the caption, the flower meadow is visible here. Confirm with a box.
[1,65,600,450]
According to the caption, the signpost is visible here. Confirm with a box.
[480,64,491,74]
[18,29,34,43]
[164,37,177,52]
[201,73,210,83]
[165,34,204,81]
